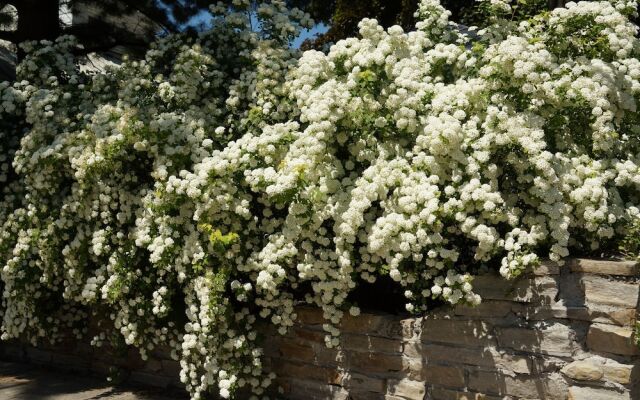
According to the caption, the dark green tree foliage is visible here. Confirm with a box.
[457,0,548,26]
[298,0,521,49]
[298,0,421,50]
[1,0,638,57]
[299,0,636,49]
[0,0,220,61]
[1,0,61,59]
[0,0,586,60]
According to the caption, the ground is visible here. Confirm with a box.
[0,361,186,399]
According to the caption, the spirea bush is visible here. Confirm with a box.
[1,0,640,398]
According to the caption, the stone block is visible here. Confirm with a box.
[561,360,603,381]
[161,359,181,378]
[492,351,531,375]
[118,349,145,370]
[341,372,385,393]
[129,370,173,388]
[403,357,424,380]
[472,274,558,304]
[356,317,414,340]
[453,301,513,318]
[277,342,316,362]
[271,361,342,384]
[429,387,506,400]
[587,323,639,356]
[295,307,325,325]
[342,333,403,354]
[557,356,634,386]
[149,344,173,360]
[341,314,393,335]
[603,360,634,385]
[397,318,421,340]
[582,275,639,309]
[347,351,404,374]
[421,319,493,347]
[529,355,568,374]
[349,391,387,400]
[262,335,286,357]
[286,378,350,400]
[143,358,163,373]
[314,346,346,366]
[568,259,639,276]
[587,309,636,326]
[403,341,422,359]
[496,323,579,357]
[468,371,566,399]
[568,386,630,400]
[292,327,325,344]
[543,373,572,400]
[422,365,465,388]
[387,378,426,400]
[467,370,526,397]
[527,306,636,326]
[422,344,530,374]
[534,261,561,275]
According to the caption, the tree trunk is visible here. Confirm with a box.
[14,0,60,60]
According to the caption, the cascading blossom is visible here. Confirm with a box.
[1,0,639,398]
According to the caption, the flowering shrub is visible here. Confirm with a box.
[1,0,640,398]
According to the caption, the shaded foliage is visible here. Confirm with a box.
[299,0,637,49]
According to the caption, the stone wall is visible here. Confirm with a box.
[263,259,640,400]
[1,258,639,399]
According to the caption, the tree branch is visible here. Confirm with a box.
[71,40,148,57]
[119,0,178,33]
[62,23,150,59]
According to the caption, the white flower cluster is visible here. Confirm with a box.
[1,1,639,399]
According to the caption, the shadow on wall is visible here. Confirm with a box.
[265,260,640,400]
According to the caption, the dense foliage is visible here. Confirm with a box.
[1,0,640,398]
[297,0,593,50]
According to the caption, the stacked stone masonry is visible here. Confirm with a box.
[1,258,639,399]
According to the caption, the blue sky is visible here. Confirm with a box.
[292,22,329,48]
